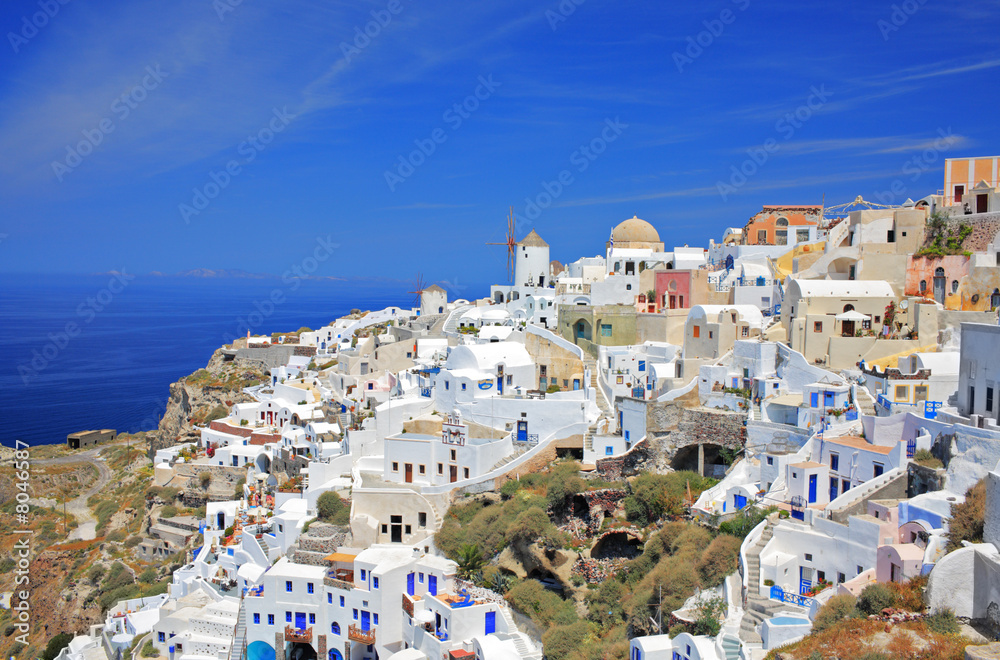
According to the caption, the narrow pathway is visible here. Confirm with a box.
[35,447,114,541]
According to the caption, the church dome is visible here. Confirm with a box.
[612,215,660,244]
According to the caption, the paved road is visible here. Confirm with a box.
[34,447,114,541]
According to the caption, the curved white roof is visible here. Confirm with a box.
[687,305,765,328]
[445,342,533,372]
[788,279,895,298]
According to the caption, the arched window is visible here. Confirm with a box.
[776,217,789,227]
[934,266,945,277]
[843,304,855,312]
[952,280,959,293]
[919,280,927,292]
[332,623,341,635]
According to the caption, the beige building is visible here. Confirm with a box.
[681,305,764,379]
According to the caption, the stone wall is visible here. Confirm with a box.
[595,438,649,479]
[907,462,946,497]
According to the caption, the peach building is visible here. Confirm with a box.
[742,205,822,245]
[944,156,999,209]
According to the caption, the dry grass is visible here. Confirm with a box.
[764,617,969,660]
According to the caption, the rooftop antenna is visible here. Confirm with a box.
[486,206,518,284]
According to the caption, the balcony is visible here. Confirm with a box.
[324,569,354,590]
[348,625,376,645]
[284,626,312,643]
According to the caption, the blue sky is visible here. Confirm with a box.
[1,0,999,285]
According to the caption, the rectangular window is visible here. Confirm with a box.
[638,360,646,372]
[374,613,379,625]
[353,609,358,620]
[328,593,332,604]
[286,612,292,623]
[158,633,165,643]
[742,326,749,337]
[830,453,839,472]
[391,462,399,472]
[418,464,426,475]
[539,365,547,377]
[339,596,345,607]
[286,581,293,593]
[373,577,379,589]
[437,463,443,475]
[606,446,614,456]
[838,572,846,583]
[805,553,813,561]
[873,463,884,478]
[461,383,466,390]
[445,381,449,390]
[268,614,274,625]
[814,321,823,333]
[360,569,366,581]
[988,387,995,412]
[307,582,314,594]
[464,467,470,479]
[419,573,424,583]
[450,449,456,461]
[914,385,928,403]
[693,325,700,338]
[894,385,909,401]
[601,324,612,337]
[309,613,316,624]
[766,456,773,465]
[405,524,411,534]
[757,229,767,243]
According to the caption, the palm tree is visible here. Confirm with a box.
[456,544,484,578]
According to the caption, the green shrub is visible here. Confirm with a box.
[141,640,157,657]
[199,472,212,488]
[42,632,73,660]
[139,568,157,584]
[925,608,960,635]
[856,583,897,615]
[946,479,985,552]
[160,506,178,519]
[624,472,716,526]
[505,580,577,628]
[697,535,742,587]
[316,491,350,525]
[88,565,105,585]
[541,620,590,660]
[500,480,521,499]
[913,449,943,469]
[812,593,857,632]
[125,536,142,548]
[718,505,776,539]
[506,507,553,546]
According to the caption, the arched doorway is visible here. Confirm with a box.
[287,643,316,660]
[572,319,592,344]
[933,267,946,303]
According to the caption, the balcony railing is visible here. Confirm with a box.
[420,387,432,398]
[348,625,376,645]
[284,626,312,643]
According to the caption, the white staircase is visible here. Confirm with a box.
[228,600,247,660]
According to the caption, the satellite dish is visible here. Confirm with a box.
[899,299,909,310]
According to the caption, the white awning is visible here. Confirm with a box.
[835,310,870,321]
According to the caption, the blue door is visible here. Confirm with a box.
[485,611,496,634]
[497,377,503,395]
[295,612,306,630]
[361,611,370,632]
[734,494,747,510]
[217,512,225,529]
[573,379,580,390]
[517,421,527,442]
[799,567,811,596]
[808,474,817,504]
[428,575,437,596]
[407,573,415,596]
[830,477,839,502]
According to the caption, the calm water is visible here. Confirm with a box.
[0,274,466,446]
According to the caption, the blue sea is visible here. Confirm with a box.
[0,274,478,447]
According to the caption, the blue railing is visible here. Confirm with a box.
[769,585,816,609]
[420,387,432,398]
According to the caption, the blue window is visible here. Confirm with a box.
[309,613,316,624]
[605,446,614,456]
[445,381,449,390]
[830,453,839,472]
[360,569,367,581]
[373,577,379,589]
[268,614,274,625]
[227,548,234,556]
[419,573,424,583]
[253,613,260,624]
[307,582,314,594]
[638,360,645,372]
[374,613,379,625]
[461,383,466,391]
[286,581,293,592]
[328,593,332,604]
[340,596,345,607]
[353,609,358,620]
[158,633,165,643]
[332,623,341,635]
[285,612,292,623]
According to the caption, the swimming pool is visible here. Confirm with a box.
[769,617,809,626]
